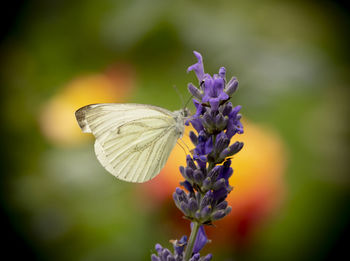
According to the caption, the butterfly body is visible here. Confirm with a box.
[75,103,187,183]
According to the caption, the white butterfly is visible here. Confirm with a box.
[75,103,189,183]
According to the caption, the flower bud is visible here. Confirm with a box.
[203,253,213,261]
[151,254,161,261]
[175,187,188,204]
[188,83,203,100]
[193,169,204,184]
[219,67,226,79]
[200,205,212,220]
[180,181,194,193]
[225,206,232,215]
[173,193,180,208]
[222,102,233,116]
[180,202,189,215]
[185,167,194,180]
[219,141,244,159]
[155,243,163,254]
[208,165,222,181]
[161,248,172,260]
[214,134,229,154]
[167,255,175,261]
[188,197,199,214]
[202,177,212,191]
[200,191,213,209]
[186,155,197,170]
[189,131,198,145]
[179,166,187,180]
[211,210,226,220]
[215,114,228,131]
[215,200,228,210]
[202,112,215,133]
[224,77,238,96]
[190,253,200,261]
[213,178,226,190]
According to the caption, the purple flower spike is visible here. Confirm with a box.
[154,51,244,260]
[187,51,205,82]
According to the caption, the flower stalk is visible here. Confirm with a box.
[152,51,244,261]
[183,222,200,261]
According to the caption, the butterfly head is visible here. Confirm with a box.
[181,108,191,118]
[173,108,190,122]
[173,108,190,137]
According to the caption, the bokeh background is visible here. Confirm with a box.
[1,0,349,260]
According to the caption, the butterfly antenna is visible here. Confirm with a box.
[180,138,191,151]
[183,94,194,111]
[179,137,195,156]
[172,85,185,108]
[176,140,189,157]
[179,137,191,153]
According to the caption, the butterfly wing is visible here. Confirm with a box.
[75,103,183,182]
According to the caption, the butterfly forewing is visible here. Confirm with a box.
[75,103,184,182]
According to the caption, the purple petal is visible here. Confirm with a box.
[208,98,220,111]
[203,77,215,100]
[173,236,187,256]
[190,118,204,132]
[191,223,208,253]
[231,105,242,116]
[187,51,205,82]
[213,77,225,92]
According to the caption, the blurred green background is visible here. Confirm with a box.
[1,0,349,260]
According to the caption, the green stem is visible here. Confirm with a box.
[183,221,201,261]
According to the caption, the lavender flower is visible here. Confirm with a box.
[152,51,243,260]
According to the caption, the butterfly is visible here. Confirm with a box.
[75,103,189,183]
